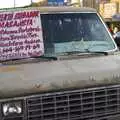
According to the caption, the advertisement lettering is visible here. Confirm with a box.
[0,10,44,61]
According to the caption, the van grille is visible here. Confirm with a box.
[27,85,120,120]
[3,117,24,120]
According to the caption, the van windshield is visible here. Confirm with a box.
[41,13,116,56]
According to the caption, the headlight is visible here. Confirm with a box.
[2,101,22,116]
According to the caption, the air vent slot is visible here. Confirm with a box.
[27,85,120,120]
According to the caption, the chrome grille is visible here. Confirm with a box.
[27,85,120,120]
[3,117,24,120]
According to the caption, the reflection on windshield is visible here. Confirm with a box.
[41,13,115,56]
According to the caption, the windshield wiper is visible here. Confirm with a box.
[60,51,83,55]
[37,56,58,60]
[1,56,58,65]
[60,50,109,56]
[85,50,109,56]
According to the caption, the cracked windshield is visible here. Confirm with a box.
[41,13,115,56]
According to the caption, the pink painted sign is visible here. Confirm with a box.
[0,10,44,61]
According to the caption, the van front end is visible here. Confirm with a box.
[0,6,119,120]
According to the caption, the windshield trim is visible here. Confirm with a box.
[41,12,118,53]
[97,13,118,52]
[0,12,117,63]
[41,11,97,14]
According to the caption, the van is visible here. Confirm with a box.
[0,6,119,120]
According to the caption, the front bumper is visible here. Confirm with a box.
[1,84,120,120]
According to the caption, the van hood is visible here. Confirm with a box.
[0,54,120,98]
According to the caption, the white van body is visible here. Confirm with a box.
[0,7,119,120]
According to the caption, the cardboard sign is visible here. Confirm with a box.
[0,10,44,61]
[103,2,118,18]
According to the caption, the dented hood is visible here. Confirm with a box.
[0,54,120,98]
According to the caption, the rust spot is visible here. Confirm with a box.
[35,84,42,89]
[0,66,21,72]
[33,84,47,92]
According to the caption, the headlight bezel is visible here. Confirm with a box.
[1,100,24,117]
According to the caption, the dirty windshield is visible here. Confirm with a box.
[41,13,116,56]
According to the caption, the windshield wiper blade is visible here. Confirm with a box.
[86,51,109,55]
[60,51,84,55]
[1,56,58,65]
[60,50,109,56]
[38,56,58,60]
